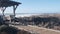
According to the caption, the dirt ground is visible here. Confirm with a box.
[12,25,60,34]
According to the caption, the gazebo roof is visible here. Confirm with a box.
[0,0,21,7]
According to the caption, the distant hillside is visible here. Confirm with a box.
[16,14,60,30]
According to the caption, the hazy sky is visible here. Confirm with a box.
[0,0,60,13]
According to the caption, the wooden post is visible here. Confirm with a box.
[1,7,6,17]
[13,5,18,23]
[0,7,6,23]
[13,5,18,18]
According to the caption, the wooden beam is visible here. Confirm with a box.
[13,5,18,17]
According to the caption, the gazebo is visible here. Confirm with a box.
[0,0,21,18]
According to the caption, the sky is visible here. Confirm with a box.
[0,0,60,14]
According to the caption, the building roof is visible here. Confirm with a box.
[0,0,21,7]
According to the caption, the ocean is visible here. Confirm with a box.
[0,13,42,17]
